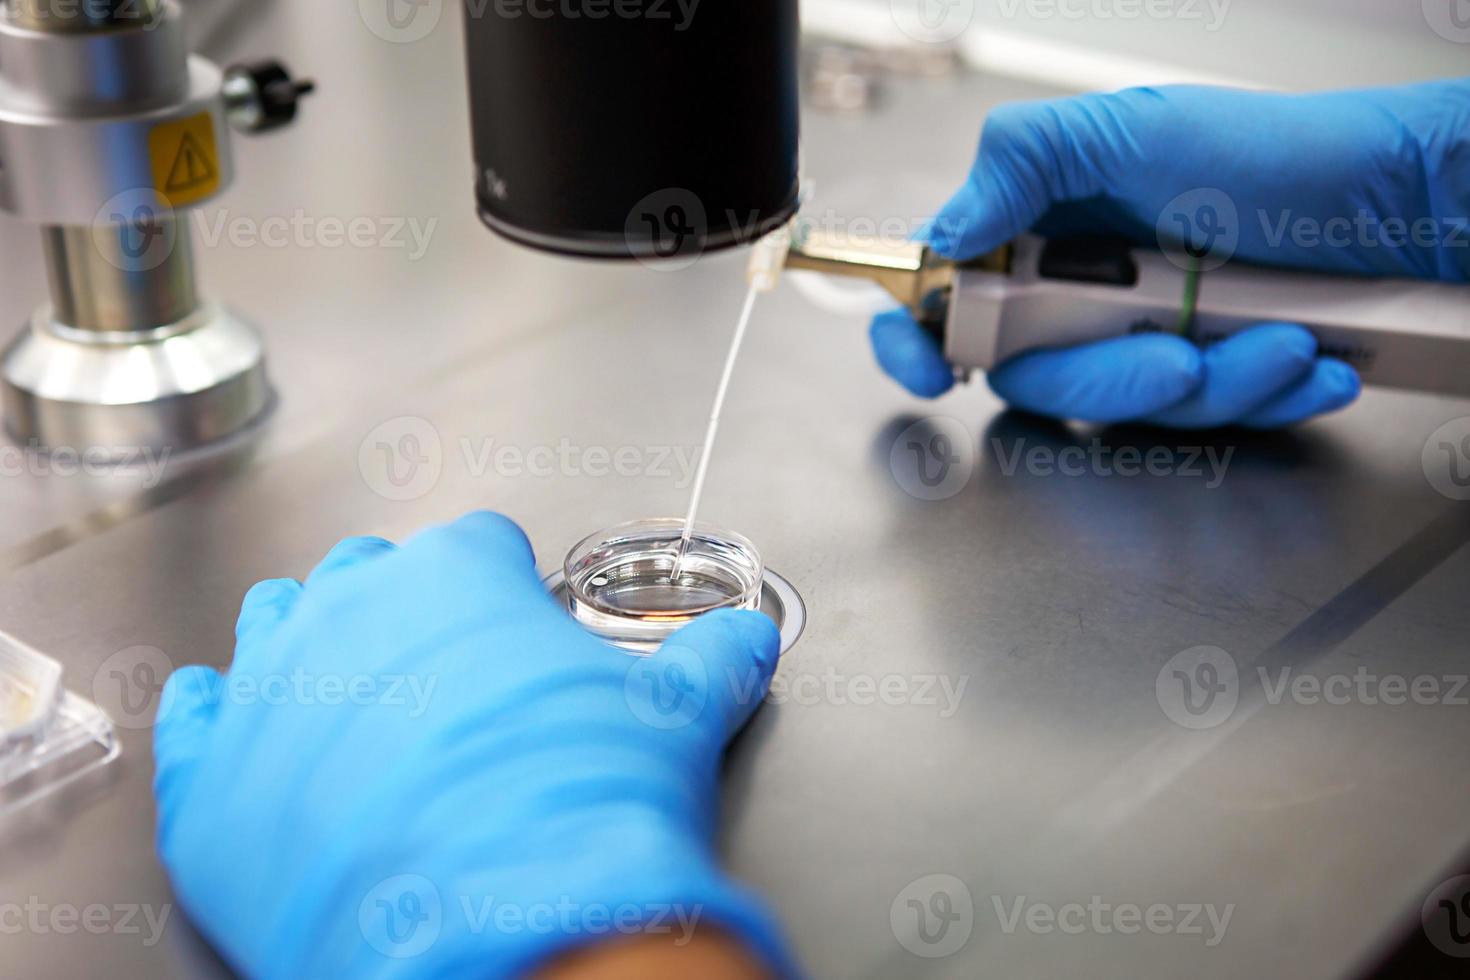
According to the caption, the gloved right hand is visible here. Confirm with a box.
[872,79,1470,427]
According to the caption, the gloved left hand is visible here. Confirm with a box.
[152,512,793,979]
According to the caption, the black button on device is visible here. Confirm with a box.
[1038,236,1139,286]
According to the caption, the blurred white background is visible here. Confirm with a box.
[808,0,1470,91]
[178,0,1468,92]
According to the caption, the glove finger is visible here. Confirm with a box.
[638,609,781,744]
[926,178,1021,259]
[1238,358,1362,429]
[927,97,1122,260]
[304,535,397,588]
[278,514,550,659]
[231,577,304,677]
[870,309,955,398]
[1142,323,1318,429]
[408,510,534,561]
[401,511,549,619]
[988,333,1204,424]
[153,665,223,808]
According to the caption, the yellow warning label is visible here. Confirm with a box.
[149,113,221,207]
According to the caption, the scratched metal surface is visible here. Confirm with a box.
[1,4,1468,978]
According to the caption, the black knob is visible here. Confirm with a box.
[224,60,315,134]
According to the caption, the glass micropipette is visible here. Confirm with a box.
[670,284,760,578]
[669,229,791,579]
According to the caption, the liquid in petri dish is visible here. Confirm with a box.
[565,519,763,651]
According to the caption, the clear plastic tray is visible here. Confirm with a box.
[0,633,119,816]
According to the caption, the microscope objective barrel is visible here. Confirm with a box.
[7,0,203,335]
[461,0,801,259]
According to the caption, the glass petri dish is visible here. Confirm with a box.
[564,518,763,652]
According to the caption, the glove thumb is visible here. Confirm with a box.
[870,308,955,399]
[636,609,780,745]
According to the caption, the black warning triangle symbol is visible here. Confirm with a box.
[164,132,217,194]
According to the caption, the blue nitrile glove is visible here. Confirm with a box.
[151,512,792,979]
[873,78,1470,427]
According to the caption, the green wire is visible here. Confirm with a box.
[1176,257,1202,338]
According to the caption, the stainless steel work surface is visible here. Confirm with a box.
[2,5,1468,978]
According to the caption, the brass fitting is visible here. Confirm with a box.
[782,221,1010,320]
